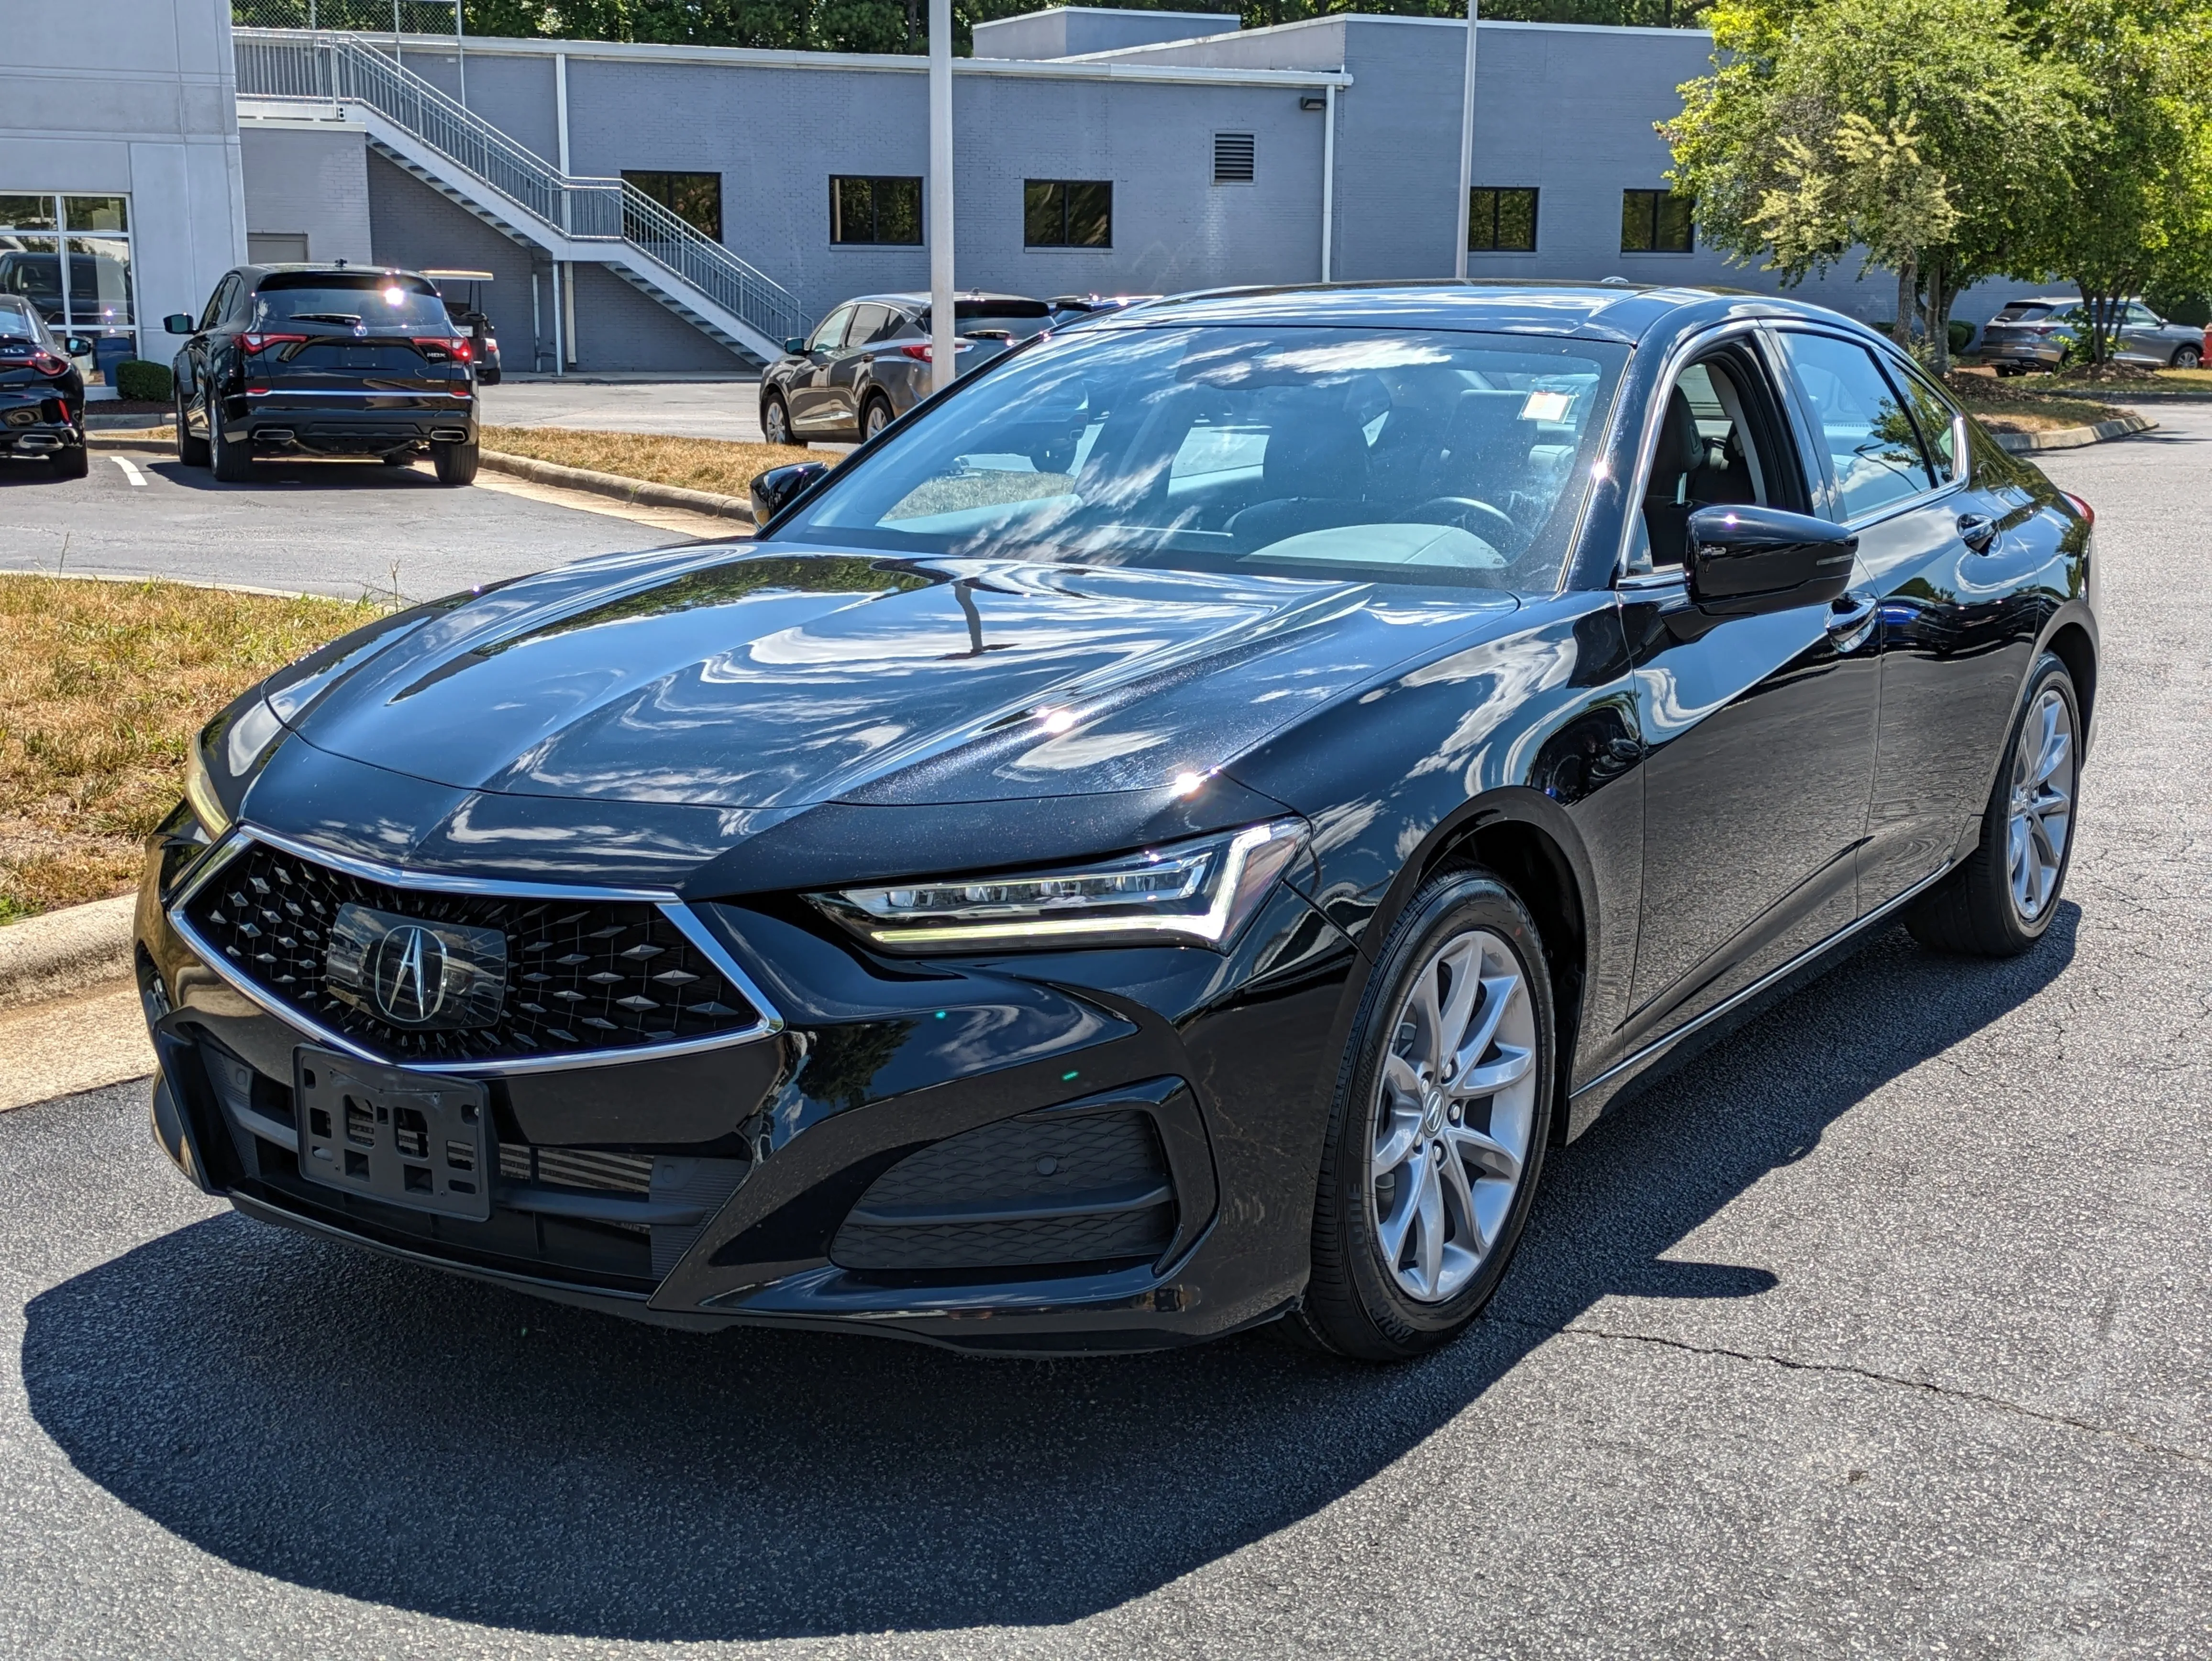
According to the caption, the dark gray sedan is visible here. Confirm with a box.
[1979,295,2204,374]
[759,290,1052,445]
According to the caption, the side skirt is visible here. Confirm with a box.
[1562,861,1955,1139]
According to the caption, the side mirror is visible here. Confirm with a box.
[750,460,830,527]
[164,313,196,335]
[784,336,808,354]
[62,335,95,357]
[1685,504,1856,617]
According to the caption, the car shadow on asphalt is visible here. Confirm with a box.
[21,912,2078,1642]
[141,457,449,491]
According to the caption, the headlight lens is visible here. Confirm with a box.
[809,818,1308,953]
[181,734,232,837]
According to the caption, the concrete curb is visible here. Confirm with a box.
[0,895,136,1015]
[88,430,171,450]
[478,450,755,521]
[1992,412,2158,453]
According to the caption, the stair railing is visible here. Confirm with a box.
[233,28,805,346]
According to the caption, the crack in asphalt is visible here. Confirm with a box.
[1496,1316,2211,1470]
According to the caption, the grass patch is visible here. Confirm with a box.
[0,576,383,921]
[1943,372,2124,434]
[480,425,823,498]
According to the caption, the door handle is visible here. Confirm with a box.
[1825,591,1879,649]
[1957,511,2000,553]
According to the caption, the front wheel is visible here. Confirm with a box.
[2172,344,2202,369]
[1292,869,1555,1362]
[1907,652,2080,956]
[431,438,479,486]
[761,394,802,447]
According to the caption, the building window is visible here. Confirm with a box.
[1468,187,1538,252]
[623,171,722,242]
[1213,133,1255,185]
[1024,180,1112,248]
[1621,188,1694,253]
[830,176,923,245]
[0,193,135,358]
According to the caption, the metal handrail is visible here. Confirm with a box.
[232,28,804,345]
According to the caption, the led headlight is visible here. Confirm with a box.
[182,734,233,838]
[809,818,1308,953]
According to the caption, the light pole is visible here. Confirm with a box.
[929,0,956,395]
[1452,0,1478,280]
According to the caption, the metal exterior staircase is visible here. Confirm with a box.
[232,29,805,362]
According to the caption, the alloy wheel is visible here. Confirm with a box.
[763,399,790,443]
[2006,685,2074,923]
[1369,927,1538,1303]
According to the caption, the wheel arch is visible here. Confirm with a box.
[2044,619,2097,746]
[1354,790,1597,1149]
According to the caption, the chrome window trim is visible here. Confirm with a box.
[166,825,785,1076]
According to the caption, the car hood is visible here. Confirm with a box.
[274,546,1519,812]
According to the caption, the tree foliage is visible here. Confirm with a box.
[1666,0,2212,368]
[1665,0,2073,370]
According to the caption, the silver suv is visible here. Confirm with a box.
[1979,296,2204,374]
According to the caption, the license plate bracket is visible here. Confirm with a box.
[294,1047,493,1222]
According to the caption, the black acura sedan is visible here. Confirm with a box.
[136,282,2096,1360]
[166,264,479,484]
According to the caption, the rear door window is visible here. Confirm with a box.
[1775,331,1935,519]
[844,303,893,347]
[1893,363,1963,484]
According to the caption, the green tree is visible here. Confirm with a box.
[1665,0,2074,371]
[2010,0,2212,364]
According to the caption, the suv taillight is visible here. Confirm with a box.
[240,332,309,353]
[412,337,472,362]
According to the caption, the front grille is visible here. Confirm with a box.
[831,1108,1176,1274]
[499,1143,655,1197]
[182,839,761,1065]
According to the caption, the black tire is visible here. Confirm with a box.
[209,415,253,482]
[431,438,479,486]
[860,393,894,441]
[2172,344,2202,369]
[1906,652,2081,957]
[50,442,88,480]
[761,393,802,447]
[176,392,209,467]
[1292,869,1556,1362]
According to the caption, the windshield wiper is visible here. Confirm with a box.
[289,312,362,326]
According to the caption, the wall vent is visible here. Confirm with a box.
[1212,133,1256,185]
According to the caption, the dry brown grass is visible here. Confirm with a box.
[480,425,824,498]
[1944,373,2124,434]
[0,576,381,922]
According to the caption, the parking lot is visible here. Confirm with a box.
[0,408,2205,1658]
[0,437,739,602]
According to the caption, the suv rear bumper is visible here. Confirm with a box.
[224,397,476,454]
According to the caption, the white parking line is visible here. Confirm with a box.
[110,455,146,487]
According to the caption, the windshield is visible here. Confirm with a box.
[770,325,1625,592]
[252,274,451,330]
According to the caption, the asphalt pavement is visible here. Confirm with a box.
[0,443,725,603]
[0,411,2205,1657]
[480,375,767,442]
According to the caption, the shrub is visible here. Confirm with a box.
[1948,319,1975,354]
[113,359,173,403]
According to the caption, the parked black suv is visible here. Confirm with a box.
[0,296,92,479]
[759,290,1052,444]
[165,265,480,484]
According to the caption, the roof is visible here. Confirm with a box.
[1095,279,1864,345]
[847,291,1053,313]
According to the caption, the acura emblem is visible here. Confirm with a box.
[369,924,447,1023]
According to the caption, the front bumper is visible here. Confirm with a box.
[137,821,1354,1353]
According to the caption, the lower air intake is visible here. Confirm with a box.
[830,1108,1175,1273]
